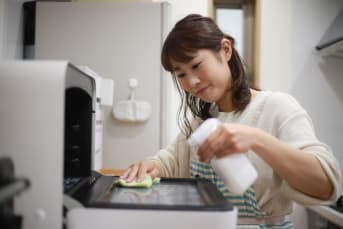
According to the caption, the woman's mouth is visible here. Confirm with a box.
[196,86,208,95]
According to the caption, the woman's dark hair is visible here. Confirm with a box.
[161,14,251,137]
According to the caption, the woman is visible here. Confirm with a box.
[121,14,341,228]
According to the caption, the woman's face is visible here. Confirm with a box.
[170,41,232,104]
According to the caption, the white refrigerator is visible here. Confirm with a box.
[35,1,174,169]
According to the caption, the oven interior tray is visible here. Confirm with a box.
[71,174,233,212]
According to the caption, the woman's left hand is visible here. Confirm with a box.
[197,123,257,162]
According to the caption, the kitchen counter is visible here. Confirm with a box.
[307,204,343,227]
[97,168,125,176]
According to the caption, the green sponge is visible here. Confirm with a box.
[152,177,160,184]
[115,174,160,188]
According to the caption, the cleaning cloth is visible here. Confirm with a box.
[115,174,160,188]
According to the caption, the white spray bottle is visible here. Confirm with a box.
[187,118,258,194]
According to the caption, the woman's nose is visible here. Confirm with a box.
[187,74,200,87]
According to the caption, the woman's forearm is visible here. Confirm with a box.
[252,128,333,200]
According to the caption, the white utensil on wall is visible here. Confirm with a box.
[112,78,152,123]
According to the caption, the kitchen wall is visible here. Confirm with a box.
[258,0,292,92]
[0,0,8,60]
[0,1,3,59]
[0,0,24,60]
[164,0,208,23]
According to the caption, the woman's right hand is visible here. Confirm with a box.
[120,160,161,183]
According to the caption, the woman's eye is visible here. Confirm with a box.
[192,62,201,70]
[177,73,186,78]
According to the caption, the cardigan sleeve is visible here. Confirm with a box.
[148,131,191,178]
[271,93,342,205]
[147,117,202,178]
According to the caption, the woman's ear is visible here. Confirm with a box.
[221,38,232,61]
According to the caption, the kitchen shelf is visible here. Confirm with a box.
[316,39,343,58]
[316,9,343,58]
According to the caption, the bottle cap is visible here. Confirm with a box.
[187,118,220,147]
